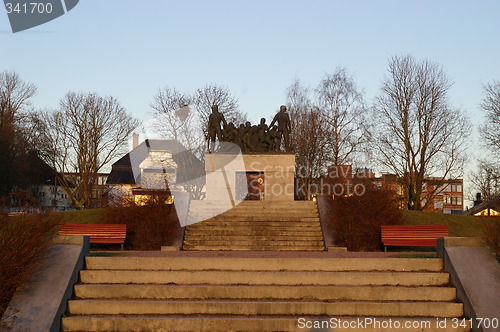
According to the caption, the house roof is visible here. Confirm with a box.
[467,195,500,215]
[106,139,203,185]
[106,153,135,185]
[26,151,58,186]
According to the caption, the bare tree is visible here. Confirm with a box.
[44,92,140,209]
[287,78,311,116]
[0,71,37,196]
[193,83,247,126]
[293,107,334,199]
[0,71,37,127]
[480,80,500,157]
[372,55,470,210]
[287,79,334,199]
[150,87,205,200]
[287,73,367,200]
[150,87,202,150]
[21,112,53,158]
[468,160,500,203]
[316,67,367,165]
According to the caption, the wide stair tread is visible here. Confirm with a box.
[62,256,468,331]
[63,316,469,332]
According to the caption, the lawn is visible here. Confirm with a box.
[20,207,486,239]
[38,208,106,226]
[403,210,484,237]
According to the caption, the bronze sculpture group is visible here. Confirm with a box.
[208,105,291,153]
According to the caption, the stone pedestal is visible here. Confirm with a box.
[205,153,295,202]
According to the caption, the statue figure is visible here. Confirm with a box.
[235,123,246,152]
[269,125,282,151]
[269,105,291,151]
[258,118,269,132]
[204,104,292,153]
[233,124,244,150]
[207,105,227,152]
[222,122,236,142]
[240,121,252,152]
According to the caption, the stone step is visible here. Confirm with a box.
[182,245,325,251]
[74,284,457,302]
[183,240,325,246]
[184,232,323,240]
[188,214,319,221]
[184,229,324,237]
[188,205,318,215]
[185,225,323,232]
[80,270,450,286]
[189,201,317,207]
[185,200,323,251]
[188,215,319,220]
[85,257,445,272]
[62,316,470,332]
[189,204,318,211]
[67,300,463,317]
[181,235,325,241]
[189,208,318,215]
[188,220,320,227]
[186,213,319,222]
[64,254,465,332]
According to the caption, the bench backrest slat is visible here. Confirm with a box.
[381,225,448,247]
[58,224,127,244]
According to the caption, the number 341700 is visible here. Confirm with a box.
[5,2,53,14]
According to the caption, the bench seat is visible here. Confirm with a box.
[381,225,448,250]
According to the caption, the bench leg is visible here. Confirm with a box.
[384,246,387,252]
[120,243,124,251]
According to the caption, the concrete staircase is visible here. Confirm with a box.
[62,256,469,331]
[183,200,325,251]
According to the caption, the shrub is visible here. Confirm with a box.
[482,217,500,259]
[105,193,182,250]
[330,183,404,251]
[0,214,59,317]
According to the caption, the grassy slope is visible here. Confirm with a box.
[19,208,485,238]
[52,208,106,224]
[403,210,483,237]
[10,209,106,236]
[28,208,105,225]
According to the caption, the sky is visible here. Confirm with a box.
[1,0,499,200]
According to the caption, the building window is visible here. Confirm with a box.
[448,196,463,206]
[438,184,451,193]
[451,183,462,193]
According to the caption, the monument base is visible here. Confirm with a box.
[205,153,295,202]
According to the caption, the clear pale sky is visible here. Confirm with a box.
[1,1,499,186]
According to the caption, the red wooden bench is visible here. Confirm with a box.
[381,225,448,251]
[58,224,127,249]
